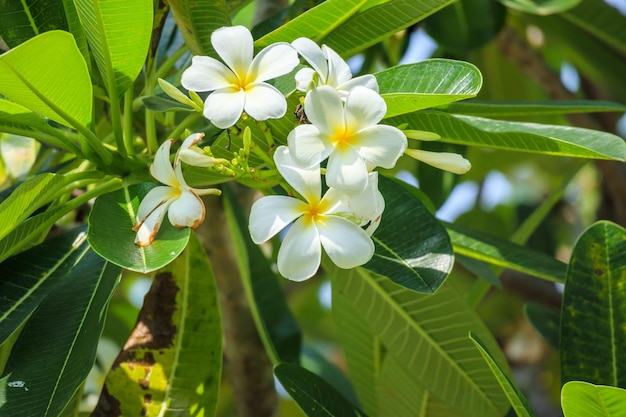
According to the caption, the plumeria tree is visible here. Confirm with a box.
[0,0,625,417]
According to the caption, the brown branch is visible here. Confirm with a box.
[196,188,279,417]
[497,27,626,227]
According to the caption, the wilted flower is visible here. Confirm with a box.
[133,134,221,246]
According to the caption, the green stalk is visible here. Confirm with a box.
[0,126,83,156]
[123,87,135,156]
[166,112,203,141]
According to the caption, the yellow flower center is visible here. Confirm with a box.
[302,199,328,225]
[331,128,353,151]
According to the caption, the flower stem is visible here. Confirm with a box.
[123,87,136,156]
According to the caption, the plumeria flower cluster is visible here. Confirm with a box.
[136,25,471,281]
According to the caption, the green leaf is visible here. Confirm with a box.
[561,0,626,57]
[223,185,302,364]
[499,0,581,15]
[101,233,222,417]
[331,268,511,416]
[445,222,567,283]
[562,381,626,417]
[561,221,626,387]
[424,0,506,53]
[0,233,120,417]
[274,363,367,417]
[0,31,92,129]
[0,0,68,47]
[470,331,537,417]
[0,206,66,263]
[0,173,64,241]
[524,302,560,350]
[441,100,626,117]
[390,111,626,161]
[322,0,456,57]
[332,291,458,417]
[0,228,90,345]
[87,183,191,273]
[73,0,152,96]
[141,94,196,112]
[255,0,366,46]
[376,59,483,118]
[167,0,230,56]
[363,176,453,293]
[0,99,52,131]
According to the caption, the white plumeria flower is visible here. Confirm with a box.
[404,148,471,175]
[292,37,378,97]
[181,25,299,129]
[133,134,221,247]
[249,146,375,281]
[288,85,407,195]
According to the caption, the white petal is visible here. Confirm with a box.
[292,38,328,82]
[181,56,235,91]
[323,45,352,87]
[294,67,316,92]
[135,185,178,224]
[326,146,369,195]
[318,216,374,269]
[212,25,253,80]
[248,195,306,243]
[150,140,179,187]
[337,171,384,224]
[180,132,204,151]
[167,190,205,228]
[277,217,322,281]
[337,74,379,94]
[344,86,386,129]
[405,149,472,174]
[249,43,299,82]
[134,201,170,247]
[353,125,407,169]
[243,83,288,121]
[287,124,332,167]
[304,86,345,135]
[274,146,321,202]
[204,88,245,129]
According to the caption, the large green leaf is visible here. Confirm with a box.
[223,185,302,364]
[0,0,68,47]
[255,0,366,46]
[376,59,482,118]
[167,0,230,56]
[0,228,90,345]
[445,222,567,283]
[363,176,453,293]
[424,0,506,53]
[561,221,626,387]
[332,268,511,416]
[88,183,191,273]
[0,173,64,241]
[561,0,626,57]
[73,0,152,96]
[442,100,626,117]
[0,233,120,417]
[390,111,626,161]
[499,0,581,15]
[561,381,626,417]
[274,363,367,417]
[0,30,92,129]
[100,233,222,417]
[470,332,536,417]
[322,0,456,57]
